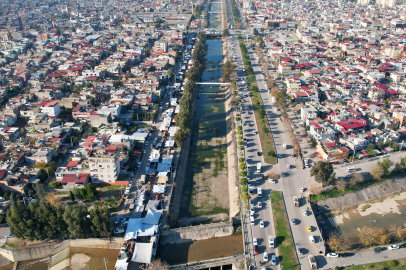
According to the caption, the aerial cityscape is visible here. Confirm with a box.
[0,0,405,269]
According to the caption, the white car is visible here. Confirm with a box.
[326,253,339,258]
[258,202,262,208]
[302,210,308,216]
[388,244,400,250]
[300,187,305,192]
[263,252,268,262]
[260,220,265,228]
[269,179,277,184]
[4,234,14,238]
[253,238,258,245]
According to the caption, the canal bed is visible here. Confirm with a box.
[156,233,243,265]
[180,39,230,219]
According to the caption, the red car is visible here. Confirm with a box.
[254,245,260,254]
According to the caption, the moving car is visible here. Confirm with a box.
[326,253,339,258]
[271,254,277,265]
[263,252,268,262]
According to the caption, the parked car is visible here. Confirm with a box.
[326,253,339,258]
[291,218,296,225]
[388,244,400,250]
[302,210,308,216]
[258,202,262,208]
[253,238,258,246]
[4,234,14,238]
[260,220,264,228]
[298,248,304,255]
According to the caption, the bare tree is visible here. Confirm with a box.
[349,172,364,187]
[336,179,347,190]
[148,258,169,270]
[371,163,385,180]
[327,231,349,252]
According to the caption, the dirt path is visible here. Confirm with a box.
[224,39,240,219]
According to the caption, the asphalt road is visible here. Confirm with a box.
[246,47,326,269]
[228,33,279,270]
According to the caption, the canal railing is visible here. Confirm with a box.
[168,253,244,270]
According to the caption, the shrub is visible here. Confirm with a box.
[238,141,244,146]
[236,125,242,131]
[239,171,247,177]
[237,130,243,135]
[49,181,62,189]
[239,163,246,170]
[238,146,244,150]
[236,117,241,121]
[241,186,248,193]
[387,260,397,267]
[238,136,243,140]
[239,158,245,162]
[267,150,276,157]
[240,178,248,185]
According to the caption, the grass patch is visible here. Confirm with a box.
[3,243,17,248]
[58,191,70,195]
[97,185,126,191]
[342,258,406,270]
[270,191,299,270]
[309,187,357,201]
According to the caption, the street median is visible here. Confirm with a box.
[270,191,299,270]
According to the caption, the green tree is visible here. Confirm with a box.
[49,181,62,189]
[167,67,173,79]
[223,28,230,37]
[6,200,30,240]
[63,205,91,238]
[366,143,375,152]
[89,203,112,238]
[174,128,190,146]
[240,178,248,185]
[310,161,335,185]
[240,192,250,202]
[253,28,258,36]
[379,158,392,176]
[33,183,47,198]
[69,190,75,202]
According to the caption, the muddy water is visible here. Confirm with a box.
[208,1,222,29]
[181,39,229,218]
[0,247,120,270]
[156,233,243,265]
[319,191,406,241]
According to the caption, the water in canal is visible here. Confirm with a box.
[318,190,406,242]
[181,39,229,218]
[0,247,120,270]
[156,233,243,265]
[208,1,222,29]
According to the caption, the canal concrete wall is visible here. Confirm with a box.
[313,175,406,212]
[160,221,234,245]
[0,238,122,262]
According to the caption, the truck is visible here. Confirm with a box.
[140,175,146,184]
[257,163,261,173]
[283,143,287,149]
[293,197,299,207]
[308,255,317,269]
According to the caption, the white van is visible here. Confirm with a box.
[309,235,315,243]
[258,188,262,198]
[347,167,355,172]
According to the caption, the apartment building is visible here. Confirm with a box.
[89,146,121,183]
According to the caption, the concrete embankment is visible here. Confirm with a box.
[0,238,122,262]
[160,221,234,245]
[314,175,406,212]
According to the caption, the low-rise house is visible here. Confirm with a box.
[316,139,350,163]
